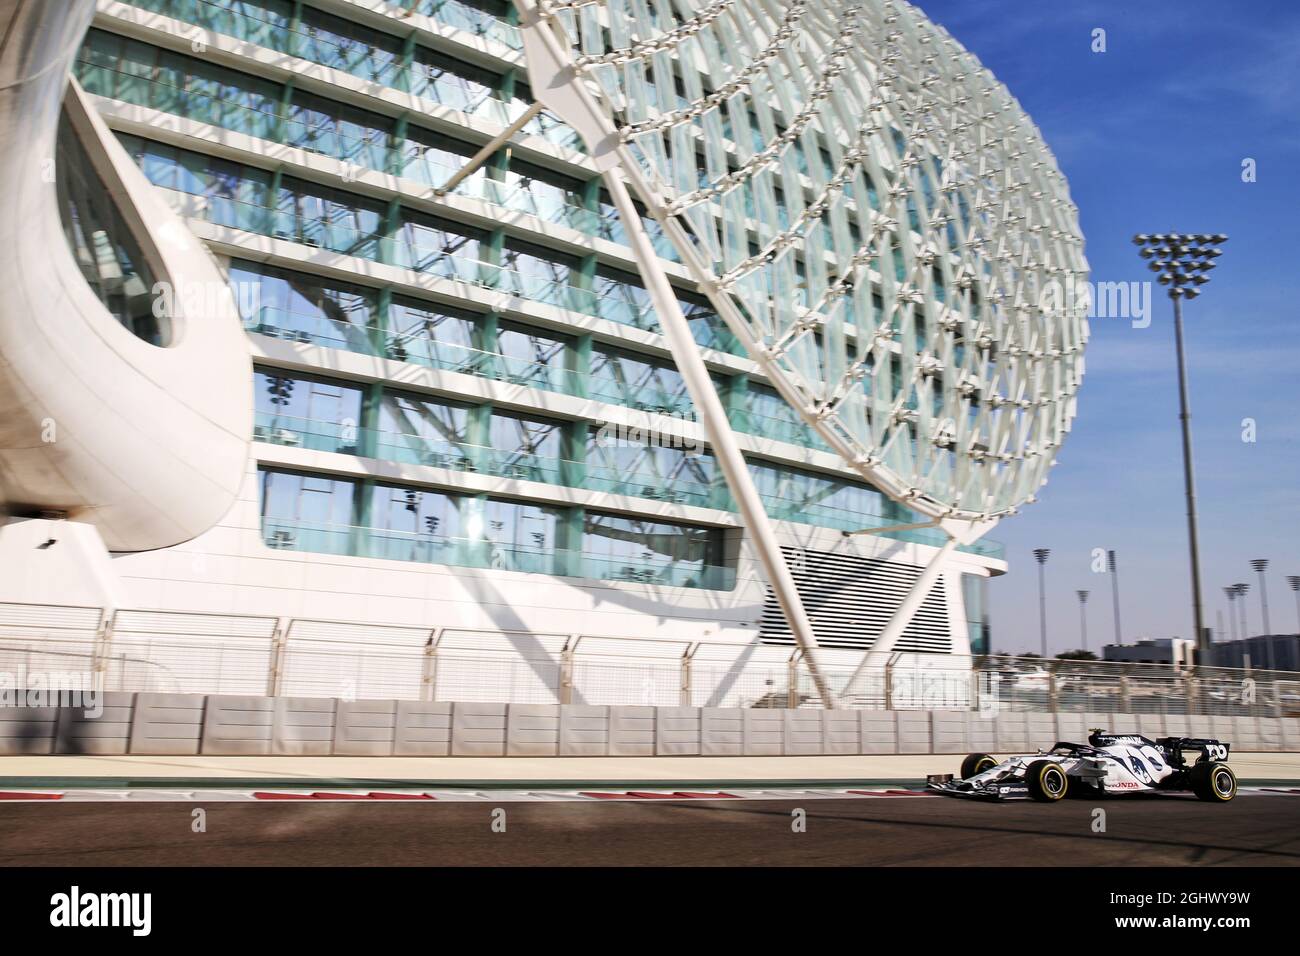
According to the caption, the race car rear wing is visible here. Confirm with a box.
[1157,737,1231,764]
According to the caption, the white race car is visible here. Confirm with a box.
[927,730,1237,802]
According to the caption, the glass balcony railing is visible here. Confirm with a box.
[260,517,735,589]
[75,62,622,240]
[168,190,671,326]
[124,0,523,56]
[409,0,522,49]
[118,0,573,150]
[737,405,833,452]
[253,411,712,501]
[250,411,1004,558]
[244,307,696,415]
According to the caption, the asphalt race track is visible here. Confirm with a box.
[2,791,1298,866]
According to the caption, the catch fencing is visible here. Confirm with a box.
[0,602,1296,717]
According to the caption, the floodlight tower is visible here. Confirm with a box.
[1033,549,1051,657]
[1223,585,1238,642]
[1288,576,1300,633]
[1132,232,1227,654]
[1250,559,1275,671]
[1076,589,1090,653]
[1234,582,1251,643]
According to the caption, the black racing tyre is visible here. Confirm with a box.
[960,753,999,779]
[1190,762,1237,803]
[1025,760,1070,802]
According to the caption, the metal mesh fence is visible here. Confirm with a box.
[1,603,1296,715]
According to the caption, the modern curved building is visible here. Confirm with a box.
[0,0,1086,704]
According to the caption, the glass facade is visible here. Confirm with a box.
[258,467,733,588]
[962,573,991,655]
[56,115,167,346]
[246,366,1007,559]
[83,0,1006,593]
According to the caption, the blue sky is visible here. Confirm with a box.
[915,0,1300,653]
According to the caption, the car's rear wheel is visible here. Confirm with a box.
[960,753,999,779]
[1190,762,1236,803]
[1025,760,1070,802]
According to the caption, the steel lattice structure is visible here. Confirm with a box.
[528,0,1089,524]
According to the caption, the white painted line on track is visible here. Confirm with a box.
[0,786,1293,803]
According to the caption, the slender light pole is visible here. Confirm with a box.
[1234,582,1251,641]
[1133,233,1226,654]
[1108,549,1123,645]
[1223,586,1238,642]
[1076,589,1090,653]
[1288,576,1300,632]
[1033,548,1051,657]
[1250,559,1275,671]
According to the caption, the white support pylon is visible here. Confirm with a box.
[510,1,836,707]
[602,172,837,708]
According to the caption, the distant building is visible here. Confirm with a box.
[1205,635,1300,674]
[1102,639,1195,668]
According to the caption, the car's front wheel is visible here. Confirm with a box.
[1190,762,1237,803]
[960,752,999,779]
[1025,760,1070,802]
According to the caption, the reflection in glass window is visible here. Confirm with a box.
[377,392,471,465]
[386,298,481,369]
[253,369,363,453]
[494,322,570,389]
[963,573,990,655]
[481,498,561,572]
[589,347,692,417]
[259,469,357,555]
[229,259,377,352]
[57,117,166,346]
[582,514,723,586]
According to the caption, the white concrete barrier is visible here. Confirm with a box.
[506,704,559,756]
[558,704,608,756]
[931,711,967,752]
[55,691,133,755]
[201,695,273,755]
[273,697,336,756]
[860,711,897,754]
[743,709,784,755]
[393,701,452,756]
[333,699,397,756]
[608,705,655,756]
[1257,714,1281,751]
[995,713,1029,751]
[1163,714,1194,738]
[130,692,204,755]
[1137,714,1165,739]
[1054,712,1088,744]
[701,707,743,756]
[452,702,508,756]
[0,705,58,755]
[823,710,860,754]
[896,711,931,753]
[966,711,998,752]
[1211,714,1236,743]
[655,706,701,756]
[13,691,1299,757]
[783,710,822,756]
[1232,714,1261,751]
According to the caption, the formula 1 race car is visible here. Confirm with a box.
[926,730,1237,803]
